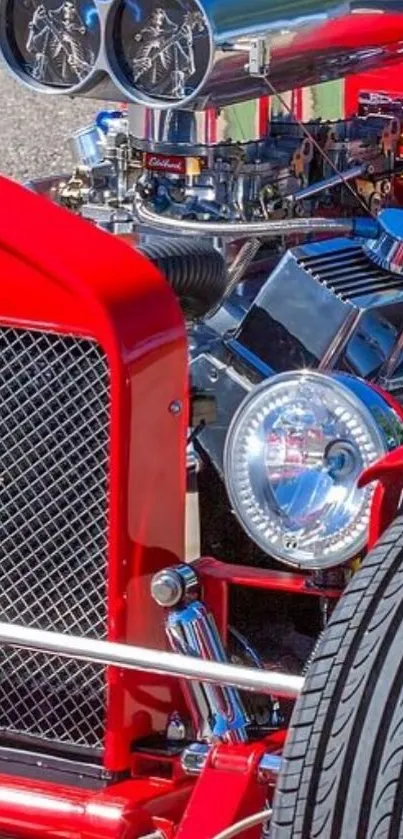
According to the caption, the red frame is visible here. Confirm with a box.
[194,558,342,642]
[357,389,403,548]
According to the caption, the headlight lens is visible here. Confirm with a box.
[224,371,393,569]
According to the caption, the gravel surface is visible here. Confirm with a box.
[0,66,101,181]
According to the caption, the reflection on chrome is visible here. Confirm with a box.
[132,6,207,99]
[25,0,94,84]
[224,372,403,569]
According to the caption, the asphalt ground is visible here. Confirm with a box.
[0,66,100,181]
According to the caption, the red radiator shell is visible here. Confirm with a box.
[0,175,188,773]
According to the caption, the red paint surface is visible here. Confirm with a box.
[206,108,217,144]
[359,448,403,548]
[196,557,342,599]
[292,89,303,121]
[0,773,193,839]
[358,387,403,548]
[345,64,403,116]
[258,97,270,138]
[0,175,188,772]
[176,741,269,839]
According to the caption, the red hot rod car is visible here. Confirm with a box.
[3,0,403,837]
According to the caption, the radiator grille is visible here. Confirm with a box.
[0,328,110,752]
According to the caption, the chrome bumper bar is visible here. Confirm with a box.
[0,621,303,699]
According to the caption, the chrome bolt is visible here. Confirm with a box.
[257,753,282,783]
[169,400,182,415]
[181,743,210,776]
[151,569,183,607]
[151,564,200,607]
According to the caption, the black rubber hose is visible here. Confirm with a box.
[139,238,228,319]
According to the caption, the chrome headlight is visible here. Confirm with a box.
[224,371,402,569]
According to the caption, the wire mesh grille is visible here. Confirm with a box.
[0,327,110,751]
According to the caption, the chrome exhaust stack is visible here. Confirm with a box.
[2,0,403,111]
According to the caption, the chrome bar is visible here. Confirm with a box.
[0,622,303,699]
[287,164,368,205]
[181,743,282,778]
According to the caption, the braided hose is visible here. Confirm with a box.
[134,193,380,240]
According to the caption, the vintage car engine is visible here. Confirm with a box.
[47,95,403,687]
[5,0,403,230]
[192,212,403,559]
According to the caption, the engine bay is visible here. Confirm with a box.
[20,92,403,709]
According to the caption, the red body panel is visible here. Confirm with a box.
[358,388,403,548]
[0,176,295,839]
[0,175,188,773]
[344,65,403,116]
[0,773,193,839]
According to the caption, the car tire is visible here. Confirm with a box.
[270,513,403,839]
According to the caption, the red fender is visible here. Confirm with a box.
[358,447,403,549]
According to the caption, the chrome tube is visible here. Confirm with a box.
[166,600,249,743]
[287,164,369,205]
[108,0,403,110]
[180,743,282,777]
[69,125,105,168]
[134,194,380,240]
[3,0,403,110]
[225,239,262,292]
[128,102,264,150]
[0,621,303,699]
[205,239,262,318]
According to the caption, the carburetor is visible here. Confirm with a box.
[54,106,403,229]
[6,0,403,235]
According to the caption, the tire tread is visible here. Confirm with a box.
[271,514,403,839]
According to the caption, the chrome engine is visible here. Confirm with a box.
[192,216,403,463]
[4,0,403,230]
[40,107,403,228]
